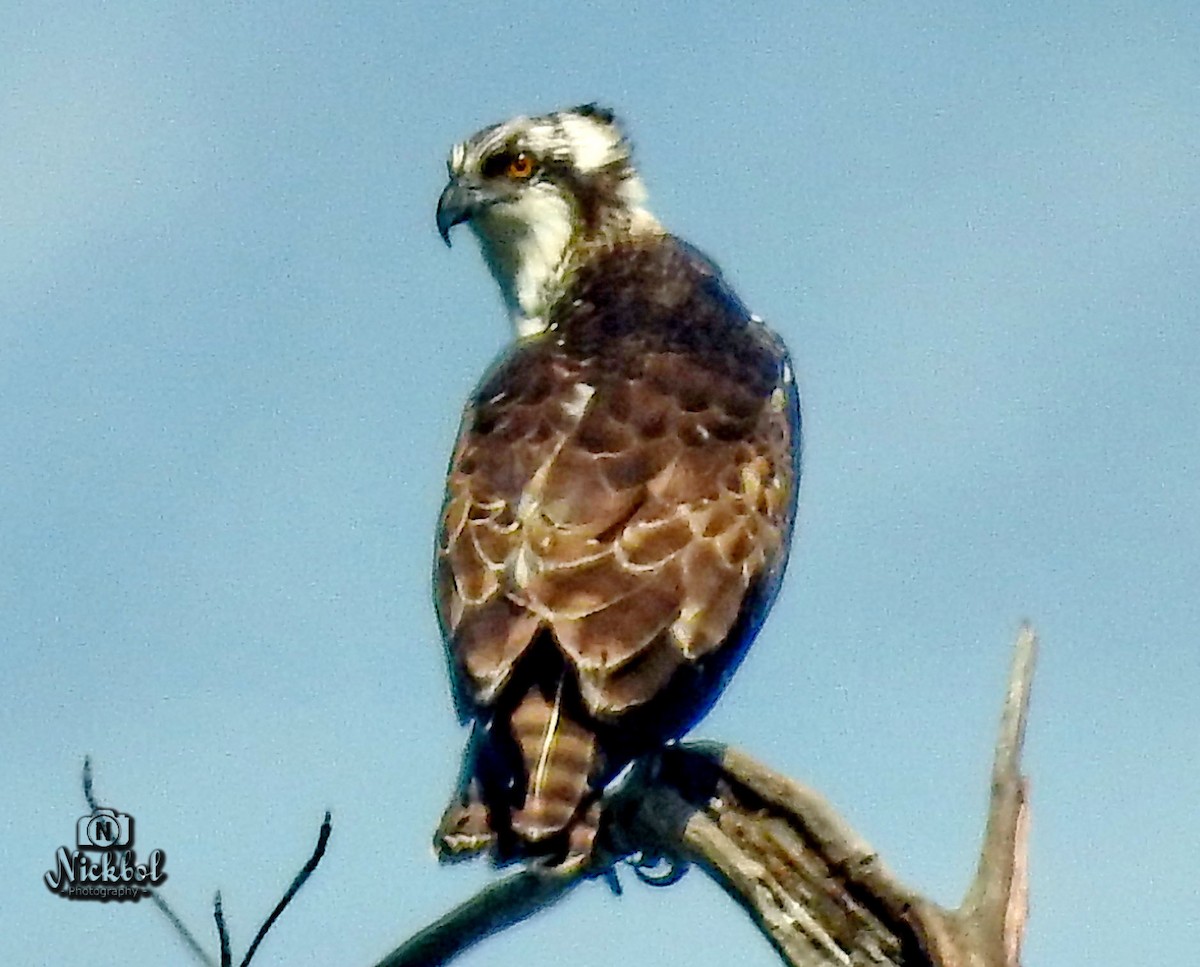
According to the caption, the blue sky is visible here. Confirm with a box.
[3,2,1197,964]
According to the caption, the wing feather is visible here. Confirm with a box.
[437,341,795,710]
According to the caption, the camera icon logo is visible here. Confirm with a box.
[77,809,133,850]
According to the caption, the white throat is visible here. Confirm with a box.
[471,187,575,338]
[470,179,661,339]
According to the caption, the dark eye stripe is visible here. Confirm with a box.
[481,151,514,179]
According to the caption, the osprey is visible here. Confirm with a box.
[433,104,800,869]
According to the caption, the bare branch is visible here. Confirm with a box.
[214,892,232,967]
[81,758,216,967]
[82,756,100,813]
[240,811,333,967]
[151,892,219,967]
[617,750,923,966]
[959,623,1038,967]
[373,867,587,967]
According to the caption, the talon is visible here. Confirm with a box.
[628,851,689,887]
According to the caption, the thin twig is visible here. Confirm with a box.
[214,891,232,967]
[82,756,99,813]
[151,893,219,967]
[80,758,216,967]
[240,811,333,967]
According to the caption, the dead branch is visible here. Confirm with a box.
[240,810,333,966]
[390,626,1038,967]
[373,868,587,967]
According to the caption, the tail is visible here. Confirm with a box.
[434,675,601,868]
[508,676,596,845]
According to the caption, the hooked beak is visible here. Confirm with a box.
[436,180,486,247]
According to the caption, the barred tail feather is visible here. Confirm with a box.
[509,677,596,842]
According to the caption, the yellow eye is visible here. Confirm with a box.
[506,152,534,179]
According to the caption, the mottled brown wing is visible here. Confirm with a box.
[434,349,591,718]
[435,338,795,723]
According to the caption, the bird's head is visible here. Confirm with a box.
[436,104,660,336]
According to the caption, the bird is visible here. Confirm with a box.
[432,104,801,870]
